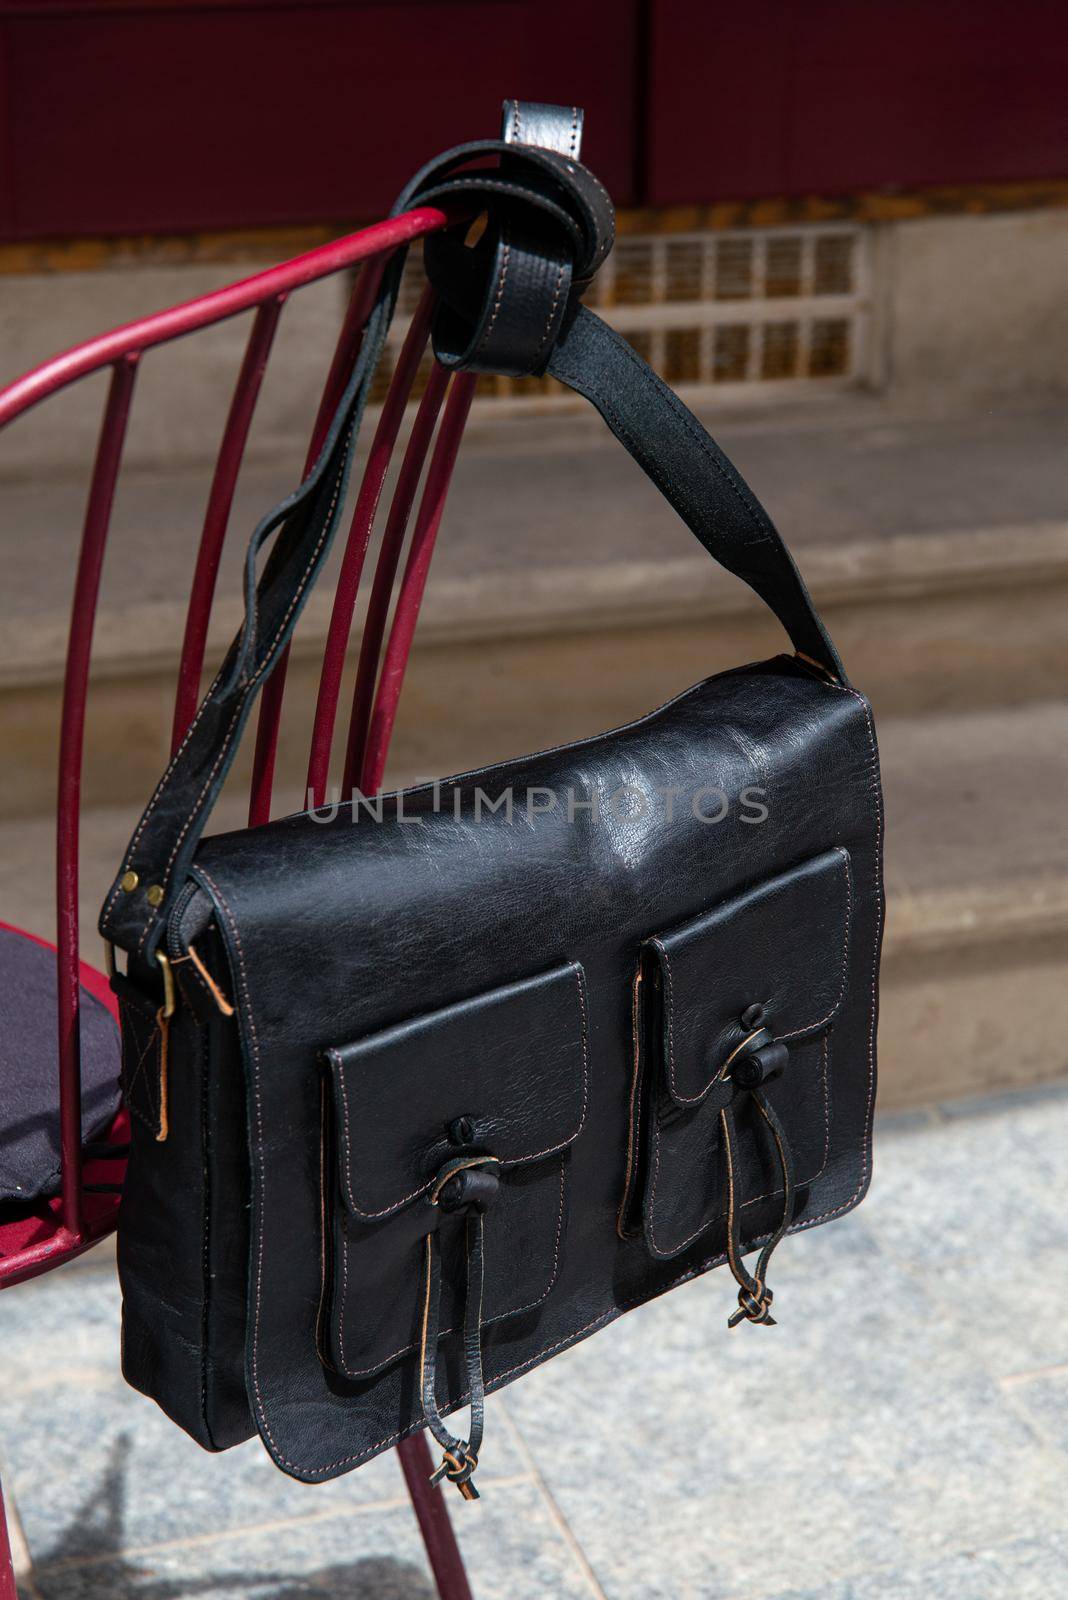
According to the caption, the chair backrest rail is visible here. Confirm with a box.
[306,286,437,808]
[172,295,286,752]
[305,257,391,478]
[343,360,451,793]
[245,255,394,827]
[362,373,478,796]
[56,356,139,1235]
[0,205,455,1266]
[0,211,448,430]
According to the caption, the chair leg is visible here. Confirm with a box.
[396,1435,473,1600]
[0,1473,18,1600]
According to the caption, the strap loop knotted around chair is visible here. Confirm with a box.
[99,100,843,963]
[401,100,615,377]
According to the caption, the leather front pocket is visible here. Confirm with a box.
[321,962,589,1380]
[620,848,852,1260]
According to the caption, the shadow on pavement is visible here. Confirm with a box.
[29,1436,435,1600]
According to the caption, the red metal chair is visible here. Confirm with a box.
[0,207,481,1600]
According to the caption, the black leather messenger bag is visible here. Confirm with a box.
[101,103,884,1497]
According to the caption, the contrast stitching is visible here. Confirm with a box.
[777,849,854,1041]
[101,661,227,925]
[199,673,880,1481]
[646,1031,831,1259]
[205,852,588,1474]
[615,964,644,1238]
[132,700,244,954]
[315,1079,330,1369]
[137,456,349,953]
[111,330,373,921]
[117,394,359,951]
[424,178,580,240]
[651,936,679,1096]
[197,1021,215,1444]
[124,1014,160,1101]
[464,738,880,1406]
[124,1095,161,1138]
[333,962,590,1221]
[607,328,777,547]
[194,867,300,1475]
[335,1154,568,1380]
[532,258,568,368]
[121,1010,162,1134]
[654,845,853,1104]
[788,682,882,1236]
[336,1175,351,1369]
[472,229,512,360]
[323,726,873,1479]
[539,147,615,216]
[565,320,775,551]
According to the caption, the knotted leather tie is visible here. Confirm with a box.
[414,141,614,378]
[418,1154,502,1499]
[719,1029,797,1328]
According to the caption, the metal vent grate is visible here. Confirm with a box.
[370,224,871,412]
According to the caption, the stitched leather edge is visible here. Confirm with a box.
[645,1031,832,1260]
[650,845,854,1106]
[615,963,646,1240]
[138,452,349,954]
[327,961,590,1221]
[197,670,882,1482]
[292,670,738,825]
[119,998,163,1138]
[331,1154,569,1381]
[196,1020,216,1446]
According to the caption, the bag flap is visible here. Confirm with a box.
[644,847,853,1106]
[326,961,589,1220]
[189,662,882,1482]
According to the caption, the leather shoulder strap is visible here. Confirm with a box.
[99,250,405,959]
[546,305,842,678]
[100,103,844,960]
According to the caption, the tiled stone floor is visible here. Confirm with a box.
[3,1085,1068,1600]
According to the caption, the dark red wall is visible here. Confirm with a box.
[647,0,1068,205]
[1,0,1066,243]
[0,0,639,240]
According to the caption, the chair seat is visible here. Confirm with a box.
[0,922,122,1203]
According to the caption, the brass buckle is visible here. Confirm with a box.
[102,940,176,1019]
[156,951,176,1019]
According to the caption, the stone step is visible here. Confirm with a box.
[5,393,1068,667]
[1,700,1065,1112]
[3,397,1068,818]
[875,702,1068,1108]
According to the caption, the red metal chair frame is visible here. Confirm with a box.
[0,208,479,1599]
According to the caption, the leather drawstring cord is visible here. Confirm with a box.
[719,1028,796,1328]
[418,1154,501,1499]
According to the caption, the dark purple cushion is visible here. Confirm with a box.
[0,926,121,1202]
